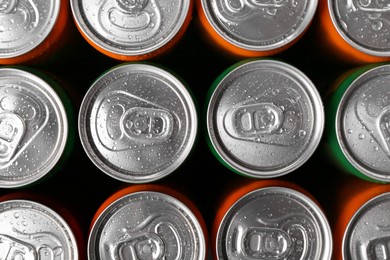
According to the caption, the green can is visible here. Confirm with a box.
[205,58,324,179]
[0,66,76,188]
[325,63,390,183]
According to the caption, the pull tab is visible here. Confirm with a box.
[366,236,390,259]
[116,233,164,260]
[0,234,37,260]
[0,0,17,14]
[121,107,173,143]
[0,112,25,163]
[378,106,390,156]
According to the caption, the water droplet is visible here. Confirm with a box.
[13,212,19,219]
[348,129,353,134]
[358,133,366,140]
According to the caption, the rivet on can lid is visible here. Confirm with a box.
[207,59,324,178]
[0,68,68,188]
[0,200,79,260]
[88,191,206,260]
[336,64,390,182]
[216,187,332,260]
[79,63,197,183]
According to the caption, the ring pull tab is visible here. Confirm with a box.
[0,234,37,260]
[116,233,164,260]
[378,106,390,157]
[0,112,25,163]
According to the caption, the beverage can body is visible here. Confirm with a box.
[206,59,324,178]
[88,184,207,260]
[71,0,193,61]
[326,63,390,183]
[212,179,332,260]
[79,63,197,183]
[0,67,72,188]
[196,0,318,58]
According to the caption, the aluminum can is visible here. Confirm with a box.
[0,197,81,260]
[88,184,207,260]
[79,63,197,183]
[0,0,73,65]
[332,177,390,260]
[0,67,73,188]
[212,179,332,260]
[316,0,390,64]
[70,0,193,61]
[206,59,324,178]
[196,0,318,58]
[325,63,390,183]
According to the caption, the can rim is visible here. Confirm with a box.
[328,0,390,57]
[0,199,79,259]
[78,63,197,183]
[216,186,333,260]
[200,0,318,52]
[87,190,206,260]
[0,68,68,188]
[335,64,390,182]
[207,59,324,178]
[70,0,191,57]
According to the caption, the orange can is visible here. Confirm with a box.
[88,184,208,260]
[196,0,318,59]
[332,176,390,259]
[211,178,332,260]
[0,0,74,65]
[0,192,86,260]
[70,0,193,61]
[316,0,390,64]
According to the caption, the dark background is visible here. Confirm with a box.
[0,3,364,259]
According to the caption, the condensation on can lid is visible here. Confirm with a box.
[70,0,191,57]
[88,191,206,260]
[207,59,324,178]
[329,0,390,57]
[336,64,390,182]
[0,199,79,259]
[0,68,68,188]
[343,192,390,259]
[216,186,332,260]
[0,0,60,59]
[78,63,197,183]
[200,0,317,52]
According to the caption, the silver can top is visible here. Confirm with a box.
[200,0,317,52]
[71,0,191,58]
[343,192,390,259]
[207,59,324,178]
[0,68,68,188]
[336,64,390,182]
[0,0,60,59]
[88,190,206,260]
[0,199,79,259]
[329,0,390,56]
[216,186,332,260]
[79,63,197,183]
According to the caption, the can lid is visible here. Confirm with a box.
[329,0,390,57]
[79,63,197,183]
[88,191,206,260]
[0,68,68,188]
[200,0,317,52]
[216,186,332,260]
[343,192,390,259]
[0,0,60,59]
[207,59,324,178]
[71,0,191,58]
[0,199,78,259]
[336,64,390,182]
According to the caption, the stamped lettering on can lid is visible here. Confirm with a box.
[0,68,68,188]
[201,0,317,51]
[337,64,390,182]
[88,191,206,260]
[343,193,390,259]
[207,59,324,178]
[330,0,390,56]
[0,0,60,58]
[217,187,332,260]
[78,63,197,183]
[71,0,191,57]
[0,200,78,260]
